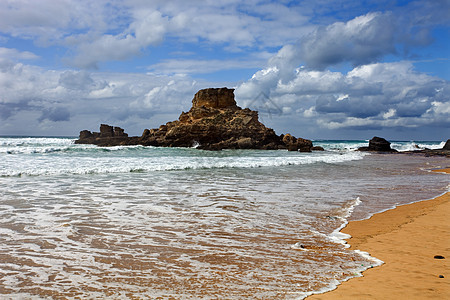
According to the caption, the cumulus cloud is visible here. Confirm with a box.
[0,1,448,138]
[0,1,313,69]
[236,61,450,133]
[234,4,450,137]
[69,10,169,69]
[0,0,114,45]
[1,0,447,71]
[268,1,449,72]
[0,57,206,135]
[298,12,397,69]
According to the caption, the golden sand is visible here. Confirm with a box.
[308,169,450,299]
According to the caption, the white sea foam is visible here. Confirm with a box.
[0,137,447,299]
[313,139,445,152]
[328,197,362,246]
[0,145,367,177]
[391,140,445,151]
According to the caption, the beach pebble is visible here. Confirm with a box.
[434,255,445,259]
[438,275,444,278]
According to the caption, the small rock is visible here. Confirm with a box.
[434,255,445,259]
[439,275,444,278]
[311,146,325,151]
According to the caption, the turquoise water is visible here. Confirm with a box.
[0,137,448,298]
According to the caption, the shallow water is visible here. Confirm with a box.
[0,138,448,298]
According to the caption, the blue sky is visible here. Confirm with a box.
[0,0,449,140]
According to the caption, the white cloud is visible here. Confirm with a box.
[68,10,169,69]
[0,0,114,45]
[0,1,313,69]
[0,1,448,139]
[0,59,205,135]
[299,12,397,69]
[0,47,39,61]
[236,61,450,132]
[1,0,447,71]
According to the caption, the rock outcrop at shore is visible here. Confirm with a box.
[358,136,398,152]
[402,138,450,157]
[358,137,450,157]
[75,88,313,151]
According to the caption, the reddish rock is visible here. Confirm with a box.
[192,87,236,109]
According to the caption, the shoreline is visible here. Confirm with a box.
[307,168,450,299]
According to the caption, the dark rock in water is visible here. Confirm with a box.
[443,139,450,150]
[434,255,445,259]
[281,134,313,152]
[75,88,314,151]
[358,136,398,152]
[311,146,325,151]
[75,124,131,146]
[357,137,450,156]
[401,139,450,157]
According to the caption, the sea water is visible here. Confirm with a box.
[0,137,448,299]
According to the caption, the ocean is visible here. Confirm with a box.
[0,137,448,299]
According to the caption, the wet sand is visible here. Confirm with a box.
[308,168,450,300]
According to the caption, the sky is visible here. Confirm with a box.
[0,0,449,140]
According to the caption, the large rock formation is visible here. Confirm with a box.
[75,88,313,151]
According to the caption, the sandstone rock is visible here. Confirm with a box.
[79,130,93,140]
[75,125,132,146]
[114,126,128,137]
[100,124,114,137]
[75,87,313,151]
[282,134,313,152]
[192,87,236,109]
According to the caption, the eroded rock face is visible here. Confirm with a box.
[75,88,313,151]
[74,124,130,146]
[192,87,237,109]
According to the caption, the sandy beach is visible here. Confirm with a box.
[308,168,450,299]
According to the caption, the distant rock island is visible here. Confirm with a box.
[75,87,314,151]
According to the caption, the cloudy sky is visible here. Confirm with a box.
[1,0,449,140]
